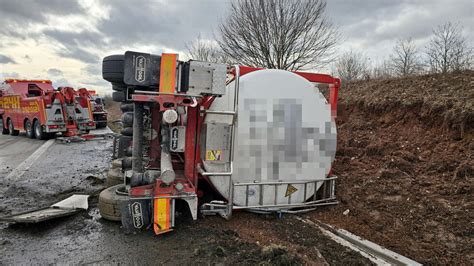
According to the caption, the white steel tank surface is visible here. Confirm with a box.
[203,69,336,207]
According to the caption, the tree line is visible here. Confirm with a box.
[187,0,472,81]
[334,22,472,81]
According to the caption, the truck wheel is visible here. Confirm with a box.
[8,120,19,136]
[112,91,126,102]
[112,84,126,92]
[25,120,35,139]
[34,120,46,140]
[122,157,132,170]
[120,103,134,112]
[121,127,133,136]
[0,117,9,135]
[99,184,128,222]
[121,112,133,127]
[102,55,124,84]
[106,168,123,187]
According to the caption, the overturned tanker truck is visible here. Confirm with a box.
[99,51,340,234]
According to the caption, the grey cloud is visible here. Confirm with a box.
[0,0,472,84]
[1,72,20,78]
[327,0,474,45]
[24,55,32,62]
[47,68,63,76]
[43,30,106,49]
[82,64,101,76]
[57,47,100,64]
[0,0,83,25]
[97,0,229,50]
[53,78,72,88]
[81,79,110,88]
[43,30,104,63]
[0,54,16,64]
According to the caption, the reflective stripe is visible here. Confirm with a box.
[153,197,171,234]
[159,54,177,93]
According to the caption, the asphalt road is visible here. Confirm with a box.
[0,128,371,265]
[0,133,44,178]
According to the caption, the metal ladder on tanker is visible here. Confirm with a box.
[199,65,338,219]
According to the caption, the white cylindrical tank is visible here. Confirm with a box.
[203,69,336,207]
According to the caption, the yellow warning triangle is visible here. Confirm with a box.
[285,184,298,197]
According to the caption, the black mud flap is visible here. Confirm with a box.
[113,135,132,159]
[119,198,152,231]
[123,51,161,87]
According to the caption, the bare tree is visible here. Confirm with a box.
[218,0,340,71]
[334,50,369,81]
[426,22,472,73]
[185,35,228,63]
[391,38,422,76]
[371,59,394,79]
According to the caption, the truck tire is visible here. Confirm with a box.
[121,112,133,127]
[25,120,34,139]
[121,127,133,136]
[120,103,134,112]
[106,168,123,187]
[112,91,126,102]
[0,117,9,135]
[99,184,128,222]
[112,84,126,92]
[34,120,46,140]
[122,157,132,170]
[102,55,124,84]
[8,119,19,136]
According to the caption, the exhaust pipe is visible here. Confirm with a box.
[160,121,175,185]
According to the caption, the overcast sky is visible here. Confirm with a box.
[0,0,472,94]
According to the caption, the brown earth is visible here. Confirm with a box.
[311,70,474,265]
[103,95,122,133]
[201,212,372,265]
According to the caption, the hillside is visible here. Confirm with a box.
[313,70,474,265]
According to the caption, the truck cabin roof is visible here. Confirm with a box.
[1,79,55,97]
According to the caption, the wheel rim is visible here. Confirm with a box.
[26,122,31,134]
[35,122,41,136]
[9,121,13,132]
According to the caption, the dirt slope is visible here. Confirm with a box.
[312,71,474,265]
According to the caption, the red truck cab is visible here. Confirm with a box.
[0,79,67,139]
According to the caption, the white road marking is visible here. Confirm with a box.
[296,217,422,266]
[5,139,55,181]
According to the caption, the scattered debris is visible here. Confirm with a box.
[0,195,89,224]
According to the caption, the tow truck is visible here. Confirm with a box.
[0,79,67,139]
[0,79,96,139]
[87,90,108,128]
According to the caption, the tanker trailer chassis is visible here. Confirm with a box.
[100,51,340,235]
